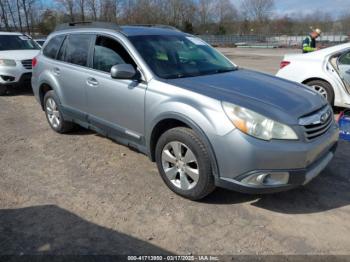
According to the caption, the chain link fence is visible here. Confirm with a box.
[199,33,349,48]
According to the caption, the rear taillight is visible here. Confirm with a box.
[32,57,37,68]
[280,61,290,69]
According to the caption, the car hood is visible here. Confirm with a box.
[165,69,327,125]
[0,50,40,61]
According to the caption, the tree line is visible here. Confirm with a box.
[0,0,349,36]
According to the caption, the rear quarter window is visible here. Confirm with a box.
[43,35,65,59]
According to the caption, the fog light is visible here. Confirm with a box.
[241,172,289,186]
[0,75,15,82]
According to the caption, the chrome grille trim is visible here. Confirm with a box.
[21,59,32,70]
[299,106,333,141]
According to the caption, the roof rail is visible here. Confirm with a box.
[127,24,181,31]
[55,21,121,31]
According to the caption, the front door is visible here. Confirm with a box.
[85,35,146,142]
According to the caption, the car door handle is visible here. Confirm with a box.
[346,69,350,74]
[86,77,99,86]
[53,67,60,76]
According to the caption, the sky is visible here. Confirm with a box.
[270,0,350,17]
[44,0,350,19]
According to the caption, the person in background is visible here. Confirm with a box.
[302,29,322,53]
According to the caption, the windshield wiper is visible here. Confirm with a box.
[165,68,237,79]
[214,68,237,74]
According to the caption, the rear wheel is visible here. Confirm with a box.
[155,127,215,200]
[44,90,74,133]
[306,80,334,105]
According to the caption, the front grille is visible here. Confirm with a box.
[300,106,333,141]
[21,59,32,70]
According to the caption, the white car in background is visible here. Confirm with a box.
[277,43,350,108]
[34,38,46,47]
[0,32,40,95]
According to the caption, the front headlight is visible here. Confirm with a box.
[0,59,16,66]
[222,102,298,141]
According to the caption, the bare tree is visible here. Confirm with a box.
[77,0,85,21]
[56,0,75,22]
[241,0,274,22]
[87,0,98,21]
[16,0,23,31]
[22,0,31,33]
[6,0,18,30]
[166,0,196,28]
[100,0,118,22]
[197,0,215,26]
[0,0,10,31]
[214,0,237,24]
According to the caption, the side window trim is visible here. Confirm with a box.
[56,35,67,61]
[87,34,97,69]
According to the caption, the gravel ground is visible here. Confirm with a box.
[1,48,350,256]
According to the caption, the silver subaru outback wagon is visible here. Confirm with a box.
[32,22,339,200]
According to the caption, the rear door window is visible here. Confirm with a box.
[65,34,93,67]
[43,35,65,59]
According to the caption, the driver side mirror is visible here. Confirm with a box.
[111,64,137,79]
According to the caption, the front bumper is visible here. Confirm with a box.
[0,64,32,88]
[212,122,339,194]
[216,142,337,194]
[0,72,32,88]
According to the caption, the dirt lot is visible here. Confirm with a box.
[1,48,350,256]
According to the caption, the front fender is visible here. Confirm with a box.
[144,80,236,180]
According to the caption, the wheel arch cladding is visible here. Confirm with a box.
[302,77,332,87]
[148,113,220,180]
[39,83,53,110]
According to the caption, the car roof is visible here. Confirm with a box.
[120,26,183,36]
[285,42,350,61]
[53,22,185,37]
[0,32,23,36]
[301,43,350,58]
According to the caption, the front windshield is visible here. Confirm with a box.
[129,35,236,79]
[0,35,40,51]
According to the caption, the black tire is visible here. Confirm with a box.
[0,85,7,96]
[306,80,334,105]
[43,90,74,133]
[155,127,215,200]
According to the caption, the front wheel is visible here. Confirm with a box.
[306,80,334,105]
[155,127,215,200]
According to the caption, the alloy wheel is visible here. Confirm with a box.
[46,97,61,129]
[310,85,328,100]
[161,141,199,190]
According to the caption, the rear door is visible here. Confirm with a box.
[338,50,350,91]
[85,34,146,141]
[56,33,94,121]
